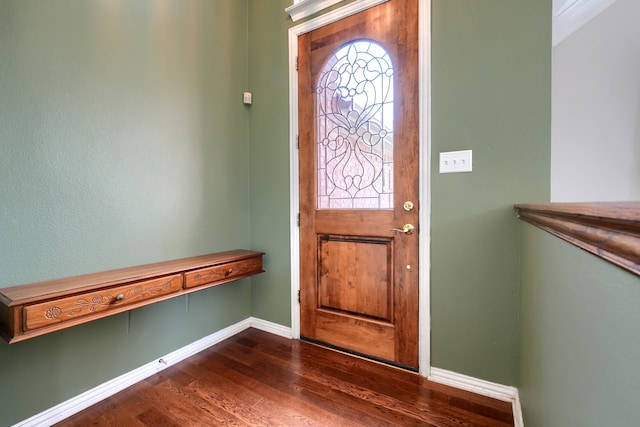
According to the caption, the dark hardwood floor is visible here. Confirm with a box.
[55,328,514,426]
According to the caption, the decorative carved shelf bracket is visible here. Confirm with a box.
[515,202,640,277]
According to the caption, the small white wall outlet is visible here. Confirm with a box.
[439,150,473,173]
[243,91,253,105]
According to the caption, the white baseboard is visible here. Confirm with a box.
[512,391,524,427]
[14,317,291,427]
[429,367,524,427]
[248,316,293,339]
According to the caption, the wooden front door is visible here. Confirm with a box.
[298,0,419,369]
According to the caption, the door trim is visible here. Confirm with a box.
[287,0,431,377]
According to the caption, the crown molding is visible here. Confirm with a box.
[285,0,346,22]
[553,0,617,45]
[288,0,615,43]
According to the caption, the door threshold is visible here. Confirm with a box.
[300,336,418,373]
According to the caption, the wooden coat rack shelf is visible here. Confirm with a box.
[0,249,264,344]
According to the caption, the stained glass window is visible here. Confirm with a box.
[316,40,394,209]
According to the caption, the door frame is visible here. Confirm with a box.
[287,0,431,377]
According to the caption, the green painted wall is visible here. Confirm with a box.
[246,0,358,326]
[248,0,293,326]
[0,1,250,425]
[429,0,551,384]
[519,224,640,426]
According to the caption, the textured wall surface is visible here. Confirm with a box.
[429,0,551,385]
[519,224,640,427]
[248,0,293,326]
[0,1,251,424]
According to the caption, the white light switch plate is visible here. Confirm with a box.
[439,150,473,173]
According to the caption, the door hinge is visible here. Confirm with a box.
[297,289,300,303]
[296,135,299,149]
[295,56,298,71]
[297,213,300,227]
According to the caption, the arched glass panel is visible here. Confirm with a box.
[316,40,394,209]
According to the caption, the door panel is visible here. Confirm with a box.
[314,309,396,361]
[318,236,392,320]
[299,0,419,369]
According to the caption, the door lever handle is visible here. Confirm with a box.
[391,224,415,235]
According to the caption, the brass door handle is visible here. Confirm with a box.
[391,224,415,235]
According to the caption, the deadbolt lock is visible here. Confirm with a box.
[403,201,414,212]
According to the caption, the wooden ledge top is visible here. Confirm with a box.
[0,249,264,307]
[515,202,640,221]
[515,202,640,277]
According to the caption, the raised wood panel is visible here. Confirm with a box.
[0,250,264,343]
[318,235,392,320]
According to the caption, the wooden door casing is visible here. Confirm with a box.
[298,0,419,368]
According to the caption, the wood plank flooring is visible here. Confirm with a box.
[55,328,514,426]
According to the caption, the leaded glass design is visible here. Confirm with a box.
[316,40,394,210]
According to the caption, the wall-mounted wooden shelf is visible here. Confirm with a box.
[0,250,264,344]
[515,202,640,276]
